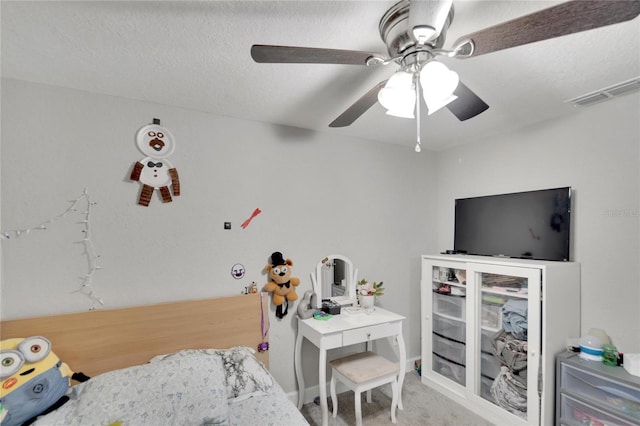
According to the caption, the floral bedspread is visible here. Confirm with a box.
[33,347,308,426]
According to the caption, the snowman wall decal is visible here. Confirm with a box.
[130,120,181,206]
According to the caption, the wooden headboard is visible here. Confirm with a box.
[0,294,269,378]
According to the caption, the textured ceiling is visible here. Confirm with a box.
[2,1,639,151]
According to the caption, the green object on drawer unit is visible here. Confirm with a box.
[603,344,619,366]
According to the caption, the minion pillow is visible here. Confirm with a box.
[0,336,88,426]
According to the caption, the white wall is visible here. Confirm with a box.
[435,93,640,353]
[0,78,437,392]
[3,77,638,398]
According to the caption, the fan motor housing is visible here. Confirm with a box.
[379,0,454,59]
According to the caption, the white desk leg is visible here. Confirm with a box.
[294,318,305,409]
[396,332,407,411]
[365,340,372,403]
[319,348,329,426]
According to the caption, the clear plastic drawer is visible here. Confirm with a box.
[481,302,502,331]
[433,292,466,320]
[432,353,465,386]
[480,375,496,403]
[560,394,637,426]
[432,312,466,342]
[433,333,466,365]
[481,328,496,353]
[561,364,640,420]
[481,352,502,379]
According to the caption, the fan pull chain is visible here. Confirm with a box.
[414,72,422,153]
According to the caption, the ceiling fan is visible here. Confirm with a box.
[251,0,640,142]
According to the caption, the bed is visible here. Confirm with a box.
[0,294,309,426]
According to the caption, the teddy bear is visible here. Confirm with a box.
[263,251,300,318]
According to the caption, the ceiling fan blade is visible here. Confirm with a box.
[251,45,385,65]
[452,0,640,58]
[446,82,489,121]
[329,81,388,127]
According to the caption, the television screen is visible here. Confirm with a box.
[454,187,571,261]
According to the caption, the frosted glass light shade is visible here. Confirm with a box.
[378,71,416,118]
[420,61,459,114]
[424,94,457,115]
[385,101,416,118]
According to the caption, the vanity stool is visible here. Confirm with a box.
[329,351,399,426]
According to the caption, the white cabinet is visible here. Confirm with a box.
[421,254,580,425]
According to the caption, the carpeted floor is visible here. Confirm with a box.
[300,371,493,426]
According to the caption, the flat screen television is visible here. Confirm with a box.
[454,187,572,261]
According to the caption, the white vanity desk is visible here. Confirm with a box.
[294,307,406,426]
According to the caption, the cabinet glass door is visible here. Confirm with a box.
[473,265,541,424]
[430,265,467,386]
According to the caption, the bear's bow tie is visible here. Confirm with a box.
[277,281,291,289]
[147,161,163,168]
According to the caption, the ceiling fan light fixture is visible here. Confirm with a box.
[420,61,459,114]
[383,70,414,89]
[385,103,416,119]
[378,70,416,117]
[379,88,416,118]
[425,94,457,115]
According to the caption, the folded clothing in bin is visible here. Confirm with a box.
[502,299,528,340]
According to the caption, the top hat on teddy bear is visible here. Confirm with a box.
[270,251,286,267]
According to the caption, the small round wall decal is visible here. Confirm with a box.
[231,263,245,279]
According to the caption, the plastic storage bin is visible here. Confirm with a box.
[481,328,496,353]
[433,292,466,320]
[433,333,466,365]
[481,302,501,331]
[481,352,502,379]
[480,375,496,403]
[432,312,466,342]
[560,394,637,426]
[561,363,640,420]
[432,354,465,386]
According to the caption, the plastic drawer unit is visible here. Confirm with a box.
[481,352,502,379]
[481,302,502,331]
[480,375,496,403]
[433,353,465,386]
[556,351,640,426]
[432,333,466,365]
[481,328,496,353]
[432,312,466,342]
[433,292,466,320]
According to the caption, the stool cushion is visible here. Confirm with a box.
[330,351,399,384]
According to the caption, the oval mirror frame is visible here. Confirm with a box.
[310,254,358,309]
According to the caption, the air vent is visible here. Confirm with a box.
[566,77,640,107]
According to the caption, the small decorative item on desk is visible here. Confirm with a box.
[321,299,341,315]
[297,290,317,319]
[357,279,384,310]
[313,311,332,320]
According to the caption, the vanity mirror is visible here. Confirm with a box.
[310,254,358,309]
